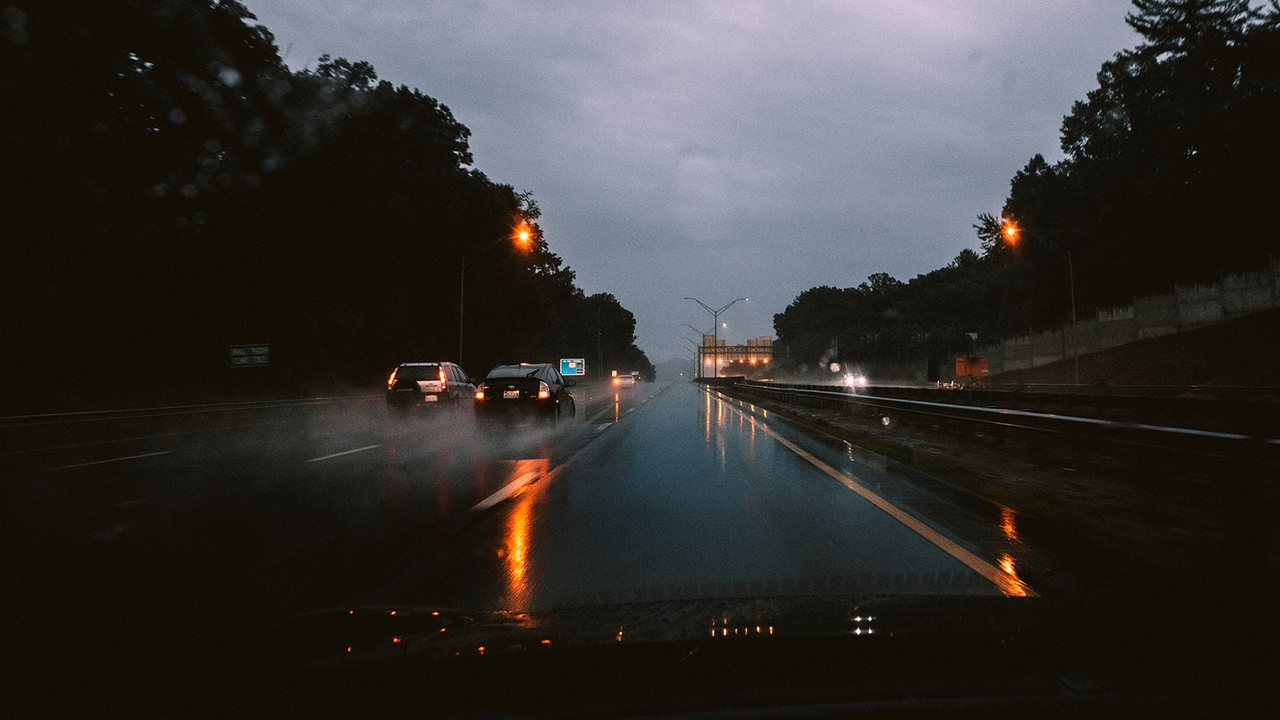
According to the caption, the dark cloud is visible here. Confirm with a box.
[247,1,1139,362]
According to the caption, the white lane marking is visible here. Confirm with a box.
[596,423,613,431]
[51,451,173,471]
[471,471,539,512]
[305,444,381,463]
[711,390,1037,598]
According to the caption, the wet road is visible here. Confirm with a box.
[395,382,1037,611]
[6,380,1049,693]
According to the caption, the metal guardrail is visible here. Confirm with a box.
[734,380,1280,463]
[744,380,1279,438]
[0,395,382,428]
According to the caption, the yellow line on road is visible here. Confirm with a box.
[716,393,1036,597]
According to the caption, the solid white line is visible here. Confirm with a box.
[471,471,539,512]
[305,444,381,463]
[51,451,172,471]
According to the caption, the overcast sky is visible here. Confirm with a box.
[245,0,1140,364]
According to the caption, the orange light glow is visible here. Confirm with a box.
[501,459,547,607]
[393,637,401,643]
[477,646,486,655]
[514,221,533,246]
[541,639,552,646]
[1000,506,1019,541]
[1002,219,1020,245]
[995,552,1032,597]
[389,610,397,616]
[475,389,485,400]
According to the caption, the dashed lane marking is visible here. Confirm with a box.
[305,444,381,463]
[471,471,540,512]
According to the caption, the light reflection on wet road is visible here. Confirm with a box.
[5,378,1045,642]
[407,382,1036,611]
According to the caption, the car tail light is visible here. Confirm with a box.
[439,368,447,385]
[537,381,551,400]
[387,369,398,389]
[475,388,485,401]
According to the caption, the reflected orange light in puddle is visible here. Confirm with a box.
[501,458,548,606]
[1001,506,1019,542]
[614,393,620,423]
[995,552,1031,597]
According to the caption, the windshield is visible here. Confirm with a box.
[5,1,1276,717]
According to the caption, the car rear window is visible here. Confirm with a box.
[396,365,439,381]
[486,365,545,379]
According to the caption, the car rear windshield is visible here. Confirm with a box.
[396,365,439,381]
[486,365,545,379]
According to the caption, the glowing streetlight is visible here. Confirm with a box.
[1001,217,1079,384]
[459,220,535,365]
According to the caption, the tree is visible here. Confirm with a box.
[982,0,1280,328]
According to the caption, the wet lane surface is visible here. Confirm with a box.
[391,382,1035,611]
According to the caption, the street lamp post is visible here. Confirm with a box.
[684,297,747,378]
[1002,219,1079,384]
[459,222,532,366]
[682,323,711,379]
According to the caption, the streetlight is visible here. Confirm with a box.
[1001,218,1079,384]
[459,220,534,366]
[684,296,747,378]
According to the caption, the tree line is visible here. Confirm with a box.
[775,0,1280,380]
[1,1,651,411]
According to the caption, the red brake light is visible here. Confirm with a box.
[387,369,397,389]
[439,368,447,384]
[537,381,551,399]
[475,388,485,401]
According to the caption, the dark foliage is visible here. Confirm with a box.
[1,1,648,409]
[777,1,1280,375]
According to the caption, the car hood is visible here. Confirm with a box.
[224,594,1274,717]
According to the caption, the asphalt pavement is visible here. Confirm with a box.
[6,379,1058,713]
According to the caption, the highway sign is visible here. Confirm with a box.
[560,358,586,376]
[229,344,270,368]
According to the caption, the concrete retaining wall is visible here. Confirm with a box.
[963,257,1279,378]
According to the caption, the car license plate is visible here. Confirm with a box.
[423,395,438,402]
[503,390,520,399]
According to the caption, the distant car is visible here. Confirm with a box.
[386,362,476,410]
[474,363,576,422]
[612,374,636,387]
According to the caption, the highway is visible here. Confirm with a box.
[6,380,1075,712]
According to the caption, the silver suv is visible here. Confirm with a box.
[385,362,475,410]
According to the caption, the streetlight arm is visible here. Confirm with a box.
[683,297,715,315]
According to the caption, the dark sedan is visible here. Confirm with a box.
[474,363,576,423]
